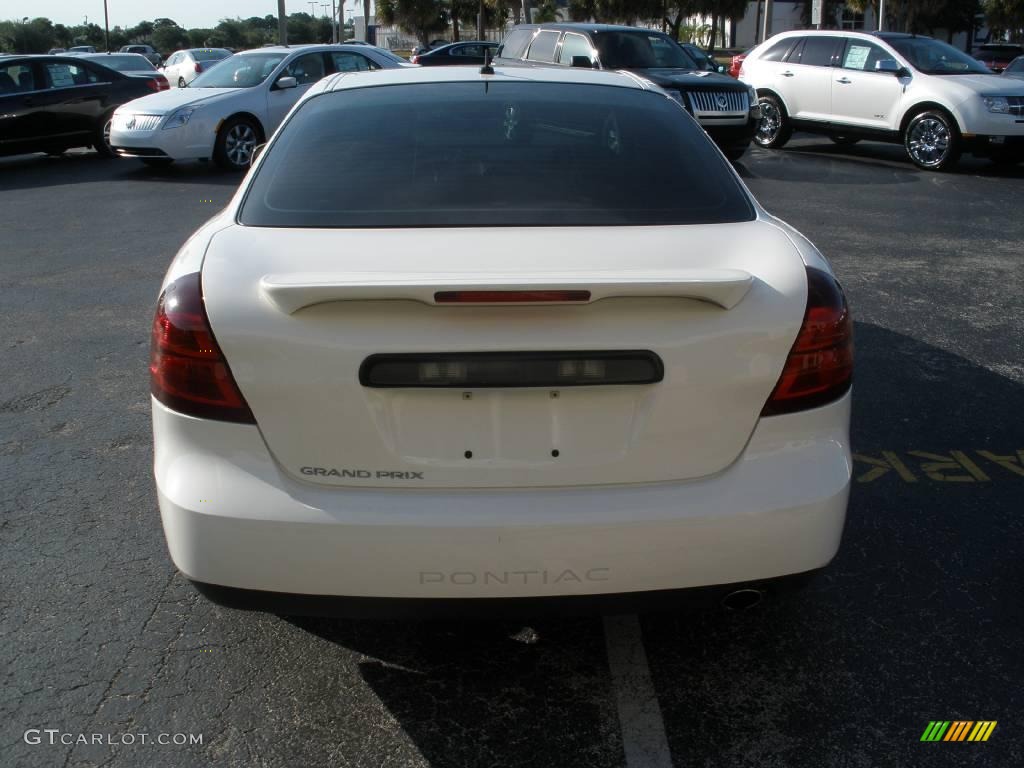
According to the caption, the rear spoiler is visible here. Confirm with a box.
[260,270,754,313]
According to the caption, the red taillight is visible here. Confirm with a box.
[150,272,255,423]
[156,75,169,90]
[761,267,853,416]
[145,78,159,91]
[434,290,591,304]
[194,61,203,73]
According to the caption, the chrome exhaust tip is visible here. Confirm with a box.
[721,588,765,611]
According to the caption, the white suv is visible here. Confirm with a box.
[740,31,1024,170]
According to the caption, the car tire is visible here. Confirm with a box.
[213,116,262,171]
[829,135,860,146]
[754,94,791,149]
[93,114,117,158]
[178,77,186,88]
[141,158,174,167]
[903,110,960,171]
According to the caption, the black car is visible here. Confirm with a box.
[494,23,758,160]
[679,43,725,74]
[412,41,500,66]
[0,54,156,158]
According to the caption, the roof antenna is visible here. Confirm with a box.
[481,47,495,75]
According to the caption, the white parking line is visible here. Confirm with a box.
[603,614,675,768]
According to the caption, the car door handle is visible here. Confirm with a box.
[836,77,852,84]
[781,71,795,77]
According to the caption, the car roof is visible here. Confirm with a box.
[510,22,673,35]
[316,63,653,95]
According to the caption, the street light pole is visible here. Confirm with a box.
[878,0,885,31]
[278,0,288,44]
[762,0,773,43]
[103,0,110,52]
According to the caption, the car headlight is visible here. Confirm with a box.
[163,106,197,129]
[982,96,1010,114]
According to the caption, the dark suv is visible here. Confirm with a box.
[494,23,758,160]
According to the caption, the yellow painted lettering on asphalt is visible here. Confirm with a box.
[976,450,1024,477]
[907,450,990,482]
[853,452,918,483]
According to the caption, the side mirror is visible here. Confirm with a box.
[875,59,906,76]
[275,75,298,90]
[251,143,266,165]
[571,55,596,69]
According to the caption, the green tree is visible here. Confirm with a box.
[377,0,449,45]
[985,0,1024,38]
[152,19,190,54]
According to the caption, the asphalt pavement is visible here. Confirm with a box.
[1,138,1022,767]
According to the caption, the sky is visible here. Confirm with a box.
[14,0,373,30]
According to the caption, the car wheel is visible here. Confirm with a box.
[94,115,117,158]
[829,135,860,146]
[754,94,791,149]
[214,116,261,171]
[904,110,960,171]
[141,157,174,167]
[178,77,186,88]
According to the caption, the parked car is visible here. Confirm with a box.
[494,23,758,160]
[67,46,97,54]
[1002,55,1024,79]
[111,44,411,170]
[0,54,156,158]
[972,43,1023,73]
[119,44,162,67]
[150,64,852,617]
[729,49,749,77]
[160,48,231,88]
[741,31,1024,170]
[679,43,725,73]
[47,48,66,55]
[81,52,170,91]
[411,41,499,65]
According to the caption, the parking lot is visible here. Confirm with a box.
[2,140,1022,767]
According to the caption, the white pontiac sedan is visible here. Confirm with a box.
[110,44,411,170]
[151,66,853,617]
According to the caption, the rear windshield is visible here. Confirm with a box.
[239,81,753,228]
[194,48,231,61]
[91,55,155,71]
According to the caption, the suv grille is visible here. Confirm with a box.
[1009,96,1024,116]
[687,90,749,114]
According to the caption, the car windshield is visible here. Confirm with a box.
[594,31,697,69]
[888,37,990,75]
[239,81,753,228]
[189,53,285,88]
[90,55,155,72]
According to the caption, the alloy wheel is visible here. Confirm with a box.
[907,117,950,168]
[756,100,780,145]
[225,123,257,168]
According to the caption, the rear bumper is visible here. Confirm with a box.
[154,392,851,607]
[193,569,823,618]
